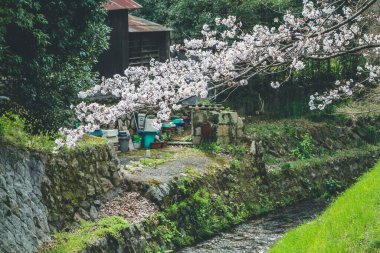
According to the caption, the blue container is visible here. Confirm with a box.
[143,132,156,149]
[172,119,184,128]
[89,129,103,137]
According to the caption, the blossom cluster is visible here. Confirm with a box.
[309,63,380,111]
[56,0,380,150]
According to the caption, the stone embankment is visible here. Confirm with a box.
[0,143,122,253]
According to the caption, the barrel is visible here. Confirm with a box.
[118,131,130,152]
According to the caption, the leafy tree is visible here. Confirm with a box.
[0,0,110,131]
[134,0,301,42]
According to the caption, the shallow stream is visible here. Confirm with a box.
[178,200,327,253]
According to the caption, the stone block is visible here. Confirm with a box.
[216,136,230,144]
[192,111,206,127]
[194,127,202,136]
[216,125,230,137]
[229,128,237,139]
[87,185,96,196]
[229,112,239,124]
[217,111,238,125]
[237,117,244,129]
[192,136,202,145]
[112,171,123,186]
[209,111,221,124]
[100,178,113,193]
[89,206,98,220]
[237,128,244,138]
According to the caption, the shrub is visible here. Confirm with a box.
[291,133,313,160]
[230,160,241,171]
[1,0,110,132]
[363,125,379,144]
[0,113,56,151]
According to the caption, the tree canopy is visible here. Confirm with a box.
[134,0,301,42]
[0,0,110,131]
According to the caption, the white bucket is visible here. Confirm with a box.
[133,141,141,149]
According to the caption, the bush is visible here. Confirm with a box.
[291,133,313,160]
[0,0,110,132]
[0,113,56,151]
[0,113,107,152]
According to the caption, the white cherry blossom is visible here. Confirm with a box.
[56,0,380,150]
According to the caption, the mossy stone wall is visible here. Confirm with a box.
[41,143,122,231]
[0,142,122,253]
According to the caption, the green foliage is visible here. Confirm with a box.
[263,154,278,165]
[196,142,224,154]
[45,216,129,253]
[140,158,166,167]
[363,125,379,144]
[326,177,345,195]
[144,182,261,252]
[225,144,247,157]
[230,159,241,171]
[291,133,313,160]
[196,143,247,157]
[0,0,110,131]
[281,162,296,174]
[161,132,171,141]
[0,113,56,151]
[270,162,380,253]
[223,55,362,119]
[0,113,107,153]
[185,166,201,177]
[135,0,299,43]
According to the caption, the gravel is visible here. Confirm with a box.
[98,192,159,223]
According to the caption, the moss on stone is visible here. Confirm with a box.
[44,216,129,253]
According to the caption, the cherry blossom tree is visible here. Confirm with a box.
[55,0,380,151]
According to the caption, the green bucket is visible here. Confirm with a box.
[132,135,142,143]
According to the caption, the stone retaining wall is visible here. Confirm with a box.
[0,145,50,253]
[0,142,122,253]
[41,144,122,231]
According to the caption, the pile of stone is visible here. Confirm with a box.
[191,109,244,144]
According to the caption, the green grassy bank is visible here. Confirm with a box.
[270,161,380,253]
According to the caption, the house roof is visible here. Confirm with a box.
[104,0,142,11]
[129,15,173,33]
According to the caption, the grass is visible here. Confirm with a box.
[269,161,380,253]
[196,142,247,157]
[0,113,107,153]
[140,158,166,167]
[44,216,129,253]
[0,113,56,152]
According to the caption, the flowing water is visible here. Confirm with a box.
[178,200,327,253]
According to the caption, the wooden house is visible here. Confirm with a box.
[97,0,172,77]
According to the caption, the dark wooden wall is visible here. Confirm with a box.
[129,32,170,67]
[96,10,129,77]
[96,11,171,77]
